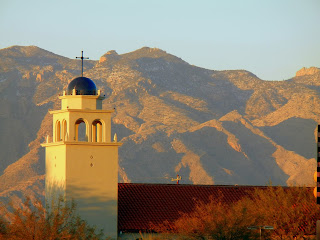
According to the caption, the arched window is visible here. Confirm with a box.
[56,121,61,142]
[75,119,87,142]
[62,120,67,141]
[92,119,103,142]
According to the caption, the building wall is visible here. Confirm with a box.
[43,92,121,239]
[60,95,103,110]
[118,232,165,240]
[45,144,66,202]
[65,143,118,239]
[44,142,120,239]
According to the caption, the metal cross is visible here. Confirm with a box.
[76,51,89,77]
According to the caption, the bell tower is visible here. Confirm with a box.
[41,76,121,239]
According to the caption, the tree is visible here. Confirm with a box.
[156,187,319,240]
[0,217,7,240]
[1,196,104,240]
[156,194,260,240]
[246,186,319,239]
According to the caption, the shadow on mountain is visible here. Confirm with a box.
[119,132,184,184]
[260,118,317,159]
[221,121,288,185]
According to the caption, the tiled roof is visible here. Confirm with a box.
[118,183,268,232]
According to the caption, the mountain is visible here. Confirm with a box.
[0,45,318,210]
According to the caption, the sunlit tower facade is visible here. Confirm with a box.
[41,74,121,238]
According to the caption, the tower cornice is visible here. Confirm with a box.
[41,141,123,147]
[49,109,115,114]
[59,95,105,100]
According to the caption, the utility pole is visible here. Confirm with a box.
[247,226,274,240]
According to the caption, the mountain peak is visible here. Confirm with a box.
[139,46,166,53]
[106,50,118,55]
[0,45,63,59]
[296,67,320,77]
[123,46,167,57]
[99,50,120,63]
[120,47,186,65]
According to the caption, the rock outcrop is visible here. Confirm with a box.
[296,67,320,77]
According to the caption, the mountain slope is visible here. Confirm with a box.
[0,46,318,208]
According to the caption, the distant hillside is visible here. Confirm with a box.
[0,45,319,208]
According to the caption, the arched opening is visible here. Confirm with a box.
[56,121,61,142]
[62,120,67,141]
[75,119,87,142]
[92,119,103,142]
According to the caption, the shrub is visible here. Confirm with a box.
[156,187,319,240]
[156,194,259,240]
[1,196,104,240]
[247,186,319,239]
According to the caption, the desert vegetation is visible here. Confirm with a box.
[1,187,319,240]
[154,186,319,240]
[0,197,104,240]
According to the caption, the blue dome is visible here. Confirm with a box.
[67,77,97,95]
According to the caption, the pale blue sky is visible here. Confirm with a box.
[0,0,319,80]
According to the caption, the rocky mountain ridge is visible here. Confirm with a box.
[0,45,319,209]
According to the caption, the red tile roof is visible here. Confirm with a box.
[118,183,269,232]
